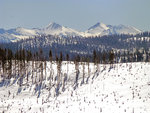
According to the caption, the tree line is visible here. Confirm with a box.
[0,46,150,96]
[0,46,149,78]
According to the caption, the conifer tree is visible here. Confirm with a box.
[26,50,32,82]
[109,50,115,67]
[55,52,63,96]
[7,49,13,79]
[86,57,90,84]
[102,51,106,64]
[66,53,69,80]
[93,49,97,64]
[81,57,85,85]
[74,55,80,87]
[49,49,53,87]
[39,49,43,82]
[2,49,7,76]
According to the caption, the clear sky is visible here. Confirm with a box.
[0,0,150,31]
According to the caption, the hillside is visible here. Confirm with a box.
[0,62,150,113]
[2,33,150,60]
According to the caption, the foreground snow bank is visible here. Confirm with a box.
[0,62,150,113]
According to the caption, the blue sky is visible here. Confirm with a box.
[0,0,150,31]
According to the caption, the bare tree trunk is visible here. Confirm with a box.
[44,60,46,80]
[32,60,34,83]
[82,62,85,85]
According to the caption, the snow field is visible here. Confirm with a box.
[0,62,150,113]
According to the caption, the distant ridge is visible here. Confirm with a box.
[0,22,142,42]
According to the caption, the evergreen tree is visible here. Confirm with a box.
[7,49,13,79]
[93,49,97,64]
[49,49,53,88]
[109,50,115,66]
[81,57,85,85]
[74,55,80,88]
[102,52,106,64]
[66,53,69,76]
[49,49,53,62]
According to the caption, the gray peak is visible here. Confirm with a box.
[88,22,108,30]
[45,22,62,30]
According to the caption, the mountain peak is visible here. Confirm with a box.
[88,22,109,30]
[45,22,62,30]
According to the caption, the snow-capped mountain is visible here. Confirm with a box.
[87,22,109,36]
[0,22,84,43]
[41,22,84,36]
[86,22,142,36]
[0,27,40,42]
[0,22,142,43]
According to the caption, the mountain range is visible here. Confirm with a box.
[0,22,142,43]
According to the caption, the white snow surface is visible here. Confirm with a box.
[15,27,38,36]
[0,62,150,113]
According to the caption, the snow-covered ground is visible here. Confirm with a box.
[0,62,150,113]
